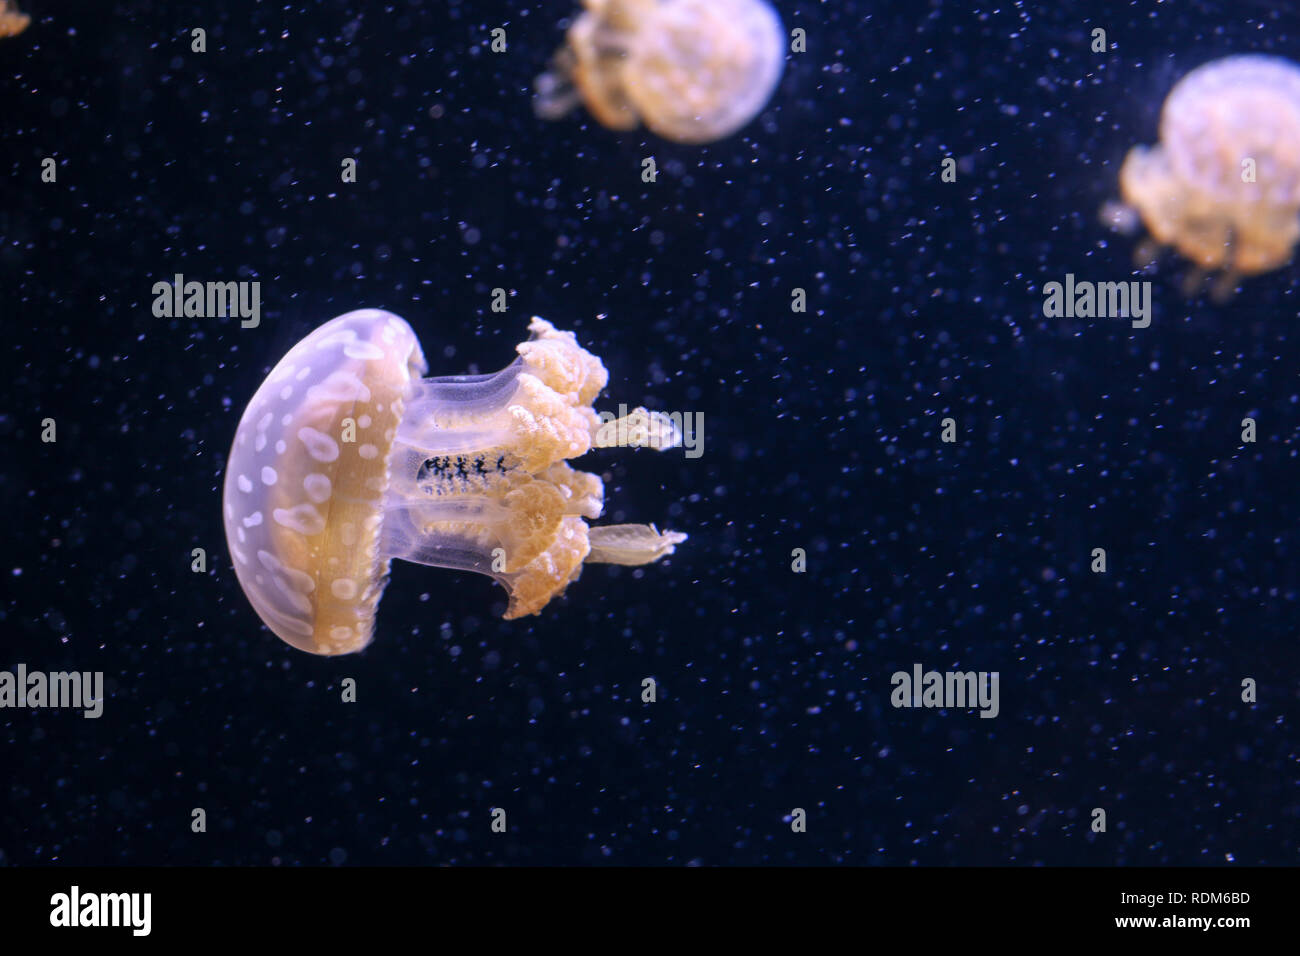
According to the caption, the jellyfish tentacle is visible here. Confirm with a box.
[534,46,583,121]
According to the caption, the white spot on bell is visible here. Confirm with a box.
[343,340,386,361]
[303,473,332,504]
[297,426,340,463]
[307,369,372,405]
[274,576,313,615]
[273,503,327,536]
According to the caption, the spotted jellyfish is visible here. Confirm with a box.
[0,0,28,38]
[534,0,786,144]
[222,310,687,656]
[1104,55,1300,297]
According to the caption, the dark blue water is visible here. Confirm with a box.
[1,0,1296,865]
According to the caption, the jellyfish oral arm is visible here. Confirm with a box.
[374,315,684,620]
[586,524,689,565]
[373,318,685,617]
[593,407,683,450]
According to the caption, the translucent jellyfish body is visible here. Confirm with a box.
[535,0,785,144]
[222,310,687,656]
[1114,55,1300,280]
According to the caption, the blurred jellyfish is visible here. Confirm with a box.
[534,0,786,144]
[1106,55,1300,294]
[0,1,29,38]
[223,310,687,656]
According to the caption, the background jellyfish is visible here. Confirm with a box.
[0,0,29,38]
[222,310,687,656]
[534,0,786,144]
[1108,55,1300,291]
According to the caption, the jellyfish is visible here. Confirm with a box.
[222,310,687,656]
[1106,55,1300,292]
[0,1,29,38]
[534,0,786,144]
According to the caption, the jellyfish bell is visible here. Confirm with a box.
[222,309,687,656]
[1106,54,1300,293]
[534,0,786,145]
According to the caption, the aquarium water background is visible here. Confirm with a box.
[1,0,1297,865]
